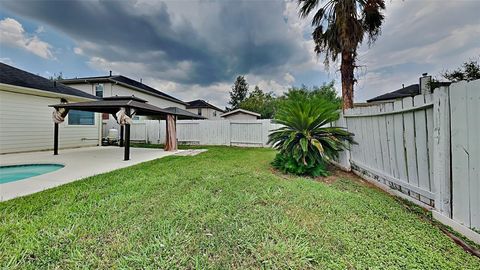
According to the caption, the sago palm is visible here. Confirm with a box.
[268,94,355,176]
[298,0,386,110]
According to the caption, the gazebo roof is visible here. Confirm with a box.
[49,95,205,119]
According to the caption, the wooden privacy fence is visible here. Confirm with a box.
[127,119,282,147]
[344,94,435,206]
[449,81,479,232]
[338,79,480,240]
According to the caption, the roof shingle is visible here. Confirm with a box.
[0,63,98,100]
[367,84,419,103]
[186,99,224,112]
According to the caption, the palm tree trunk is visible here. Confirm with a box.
[341,50,355,111]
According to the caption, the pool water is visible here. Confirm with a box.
[0,164,64,184]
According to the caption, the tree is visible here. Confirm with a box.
[311,81,342,106]
[268,94,355,176]
[279,81,342,109]
[235,81,341,119]
[443,58,480,82]
[239,86,277,118]
[298,0,386,110]
[227,76,249,111]
[49,72,64,81]
[428,58,480,91]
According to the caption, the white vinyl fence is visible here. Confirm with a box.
[117,119,282,147]
[337,80,480,240]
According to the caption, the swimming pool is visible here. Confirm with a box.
[0,164,64,184]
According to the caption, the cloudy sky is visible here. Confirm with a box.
[0,0,479,108]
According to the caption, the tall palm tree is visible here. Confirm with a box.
[298,0,386,110]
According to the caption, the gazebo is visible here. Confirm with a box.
[49,96,204,160]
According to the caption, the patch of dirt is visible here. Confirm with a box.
[270,163,382,192]
[269,167,296,180]
[314,165,364,185]
[270,164,369,186]
[317,173,338,184]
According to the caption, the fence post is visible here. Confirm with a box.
[337,112,351,171]
[432,86,451,218]
[145,121,149,143]
[262,119,269,147]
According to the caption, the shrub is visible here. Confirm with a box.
[272,152,328,177]
[268,94,355,177]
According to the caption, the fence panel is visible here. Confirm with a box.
[450,80,480,231]
[177,121,201,144]
[230,121,264,146]
[201,120,230,145]
[339,81,480,240]
[432,86,451,217]
[125,119,278,147]
[145,120,161,144]
[131,122,146,141]
[414,95,432,204]
[344,97,435,205]
[378,104,391,178]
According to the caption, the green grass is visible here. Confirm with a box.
[0,147,478,269]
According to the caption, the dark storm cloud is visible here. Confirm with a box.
[1,0,307,86]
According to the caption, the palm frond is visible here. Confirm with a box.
[268,95,355,172]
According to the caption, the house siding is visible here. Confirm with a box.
[186,107,223,119]
[0,90,100,154]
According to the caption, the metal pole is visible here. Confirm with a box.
[124,124,130,161]
[120,125,124,147]
[124,108,131,161]
[54,122,59,155]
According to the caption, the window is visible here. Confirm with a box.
[68,110,95,125]
[213,111,217,117]
[95,84,104,97]
[197,108,202,116]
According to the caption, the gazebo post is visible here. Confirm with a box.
[52,108,67,155]
[53,122,59,155]
[124,108,131,161]
[120,125,124,147]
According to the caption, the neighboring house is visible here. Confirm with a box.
[367,73,448,104]
[220,109,260,120]
[60,73,188,136]
[0,63,100,154]
[60,73,186,110]
[367,84,420,103]
[186,99,225,119]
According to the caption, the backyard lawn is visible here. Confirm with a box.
[1,147,478,269]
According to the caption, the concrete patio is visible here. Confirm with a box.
[0,146,179,201]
